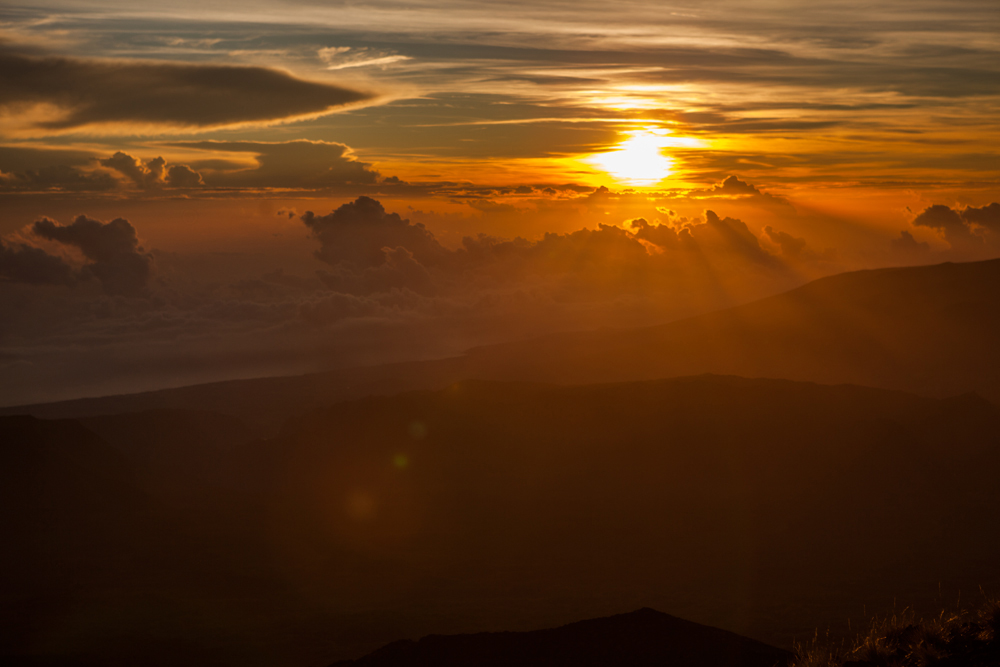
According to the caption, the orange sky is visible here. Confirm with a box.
[0,0,998,403]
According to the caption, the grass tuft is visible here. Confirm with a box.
[793,597,1000,667]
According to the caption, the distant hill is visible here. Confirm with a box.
[2,258,998,431]
[331,608,794,667]
[4,375,998,666]
[462,258,1000,398]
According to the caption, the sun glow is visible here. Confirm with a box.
[586,128,695,187]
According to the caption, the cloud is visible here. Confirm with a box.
[168,140,381,189]
[297,198,796,308]
[319,46,411,71]
[911,202,1000,248]
[685,175,794,210]
[891,230,930,255]
[912,204,969,243]
[961,203,1000,231]
[317,246,435,296]
[166,164,204,188]
[99,151,203,190]
[302,196,447,268]
[31,215,151,295]
[763,225,807,258]
[700,210,777,266]
[0,47,372,133]
[0,239,75,285]
[711,175,765,196]
[0,163,118,191]
[0,198,832,407]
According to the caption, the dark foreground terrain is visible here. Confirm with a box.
[332,608,794,667]
[2,375,999,665]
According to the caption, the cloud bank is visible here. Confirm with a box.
[0,47,372,133]
[1,215,151,296]
[911,203,1000,250]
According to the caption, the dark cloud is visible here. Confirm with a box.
[0,146,95,171]
[302,196,447,268]
[683,175,793,210]
[0,148,203,192]
[710,175,765,196]
[0,163,118,192]
[298,198,793,306]
[891,230,930,255]
[912,204,967,240]
[627,217,689,250]
[763,225,808,258]
[168,141,380,189]
[99,151,203,190]
[701,210,777,266]
[166,164,203,188]
[0,47,372,132]
[911,202,1000,248]
[0,239,75,285]
[31,215,151,295]
[100,152,160,188]
[961,203,1000,231]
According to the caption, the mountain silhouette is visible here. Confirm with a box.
[2,258,998,430]
[79,409,254,507]
[5,375,997,665]
[330,608,794,667]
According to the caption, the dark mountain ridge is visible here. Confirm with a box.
[4,375,998,665]
[331,607,794,667]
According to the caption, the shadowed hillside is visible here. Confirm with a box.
[2,376,999,665]
[2,259,999,431]
[332,608,794,667]
[464,258,1000,398]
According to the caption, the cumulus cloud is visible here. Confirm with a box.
[98,151,203,190]
[31,215,151,295]
[303,196,447,268]
[166,164,203,188]
[297,197,797,307]
[763,225,808,258]
[0,197,834,406]
[911,202,1000,248]
[0,47,372,133]
[683,175,793,209]
[168,140,381,189]
[0,163,118,192]
[711,175,765,196]
[0,148,204,192]
[961,203,1000,231]
[891,230,930,255]
[0,239,75,285]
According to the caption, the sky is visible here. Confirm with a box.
[0,0,998,404]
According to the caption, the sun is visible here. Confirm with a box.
[586,129,676,186]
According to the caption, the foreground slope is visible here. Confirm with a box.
[332,608,793,667]
[3,376,998,665]
[3,258,999,429]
